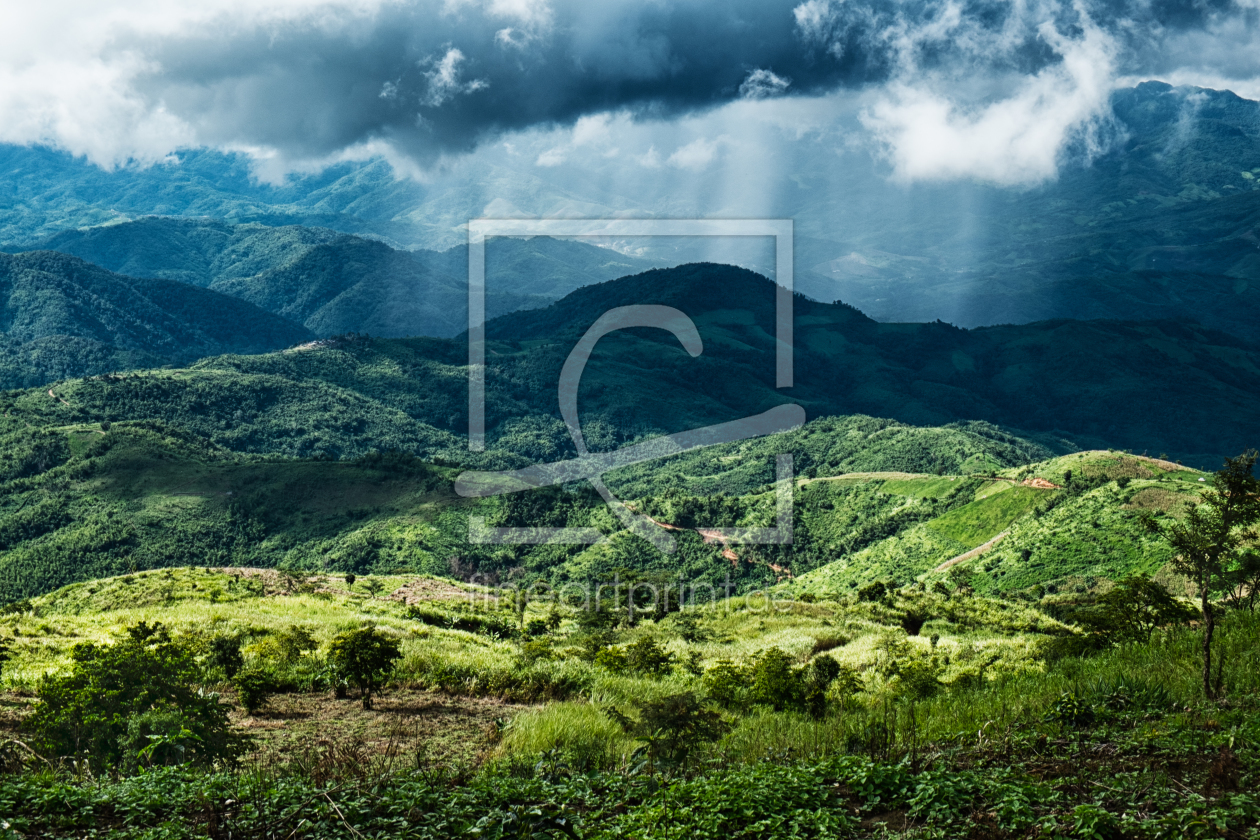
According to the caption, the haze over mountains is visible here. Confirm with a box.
[17,219,657,340]
[4,82,1260,339]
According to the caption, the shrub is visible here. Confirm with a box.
[25,622,240,770]
[668,611,712,643]
[858,581,889,603]
[327,627,402,709]
[592,637,674,677]
[518,639,554,665]
[405,605,516,638]
[607,692,728,769]
[208,635,244,679]
[702,660,748,708]
[896,659,943,700]
[232,668,276,715]
[120,709,207,773]
[273,626,318,663]
[1070,574,1196,648]
[623,637,673,676]
[749,648,812,712]
[594,646,627,671]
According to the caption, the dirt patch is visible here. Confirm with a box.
[235,688,528,769]
[388,578,483,606]
[0,693,31,737]
[1021,477,1060,489]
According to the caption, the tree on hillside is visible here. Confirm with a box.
[1164,451,1260,699]
[1080,574,1196,644]
[25,622,241,770]
[327,627,402,710]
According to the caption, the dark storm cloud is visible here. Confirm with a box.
[126,0,1260,164]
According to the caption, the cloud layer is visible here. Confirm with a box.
[1,0,1259,184]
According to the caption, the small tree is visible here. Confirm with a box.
[362,578,385,599]
[327,627,402,709]
[606,692,727,770]
[26,622,241,769]
[344,572,356,589]
[208,636,244,679]
[1224,550,1260,613]
[1164,451,1260,698]
[232,668,275,715]
[1083,574,1196,644]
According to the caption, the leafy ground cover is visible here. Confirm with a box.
[0,568,1257,838]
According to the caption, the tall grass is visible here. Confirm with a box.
[496,702,636,769]
[497,613,1260,768]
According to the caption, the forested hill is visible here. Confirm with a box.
[0,251,312,387]
[478,262,1260,467]
[19,218,658,338]
[6,263,1259,468]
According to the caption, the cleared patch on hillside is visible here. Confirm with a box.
[237,688,523,770]
[879,476,968,499]
[926,485,1045,547]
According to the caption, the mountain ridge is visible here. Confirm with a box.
[0,250,313,386]
[4,262,1257,469]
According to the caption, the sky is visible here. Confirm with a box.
[2,0,1259,198]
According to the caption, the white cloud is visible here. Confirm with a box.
[636,144,662,168]
[532,112,617,167]
[421,47,489,107]
[0,0,390,168]
[667,136,722,170]
[535,146,567,166]
[739,69,791,100]
[860,13,1119,186]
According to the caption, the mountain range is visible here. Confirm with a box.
[17,219,657,339]
[4,82,1260,343]
[0,250,312,388]
[4,263,1257,470]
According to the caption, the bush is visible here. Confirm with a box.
[623,637,673,676]
[327,627,403,709]
[858,581,889,603]
[208,635,244,679]
[232,668,276,715]
[702,660,748,708]
[592,637,674,677]
[120,709,207,773]
[607,692,728,769]
[705,650,848,717]
[749,648,807,712]
[270,626,318,663]
[25,622,241,770]
[405,605,516,638]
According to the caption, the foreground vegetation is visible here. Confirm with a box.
[0,562,1257,838]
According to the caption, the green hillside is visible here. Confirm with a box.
[0,251,313,387]
[793,452,1208,598]
[0,405,1057,603]
[2,561,1258,838]
[0,400,1222,611]
[20,218,658,338]
[6,263,1257,468]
